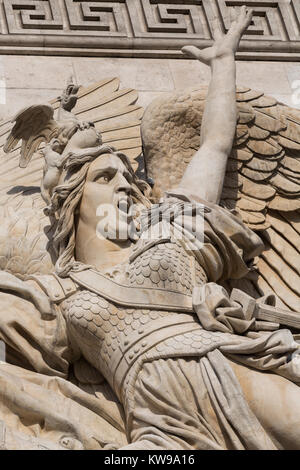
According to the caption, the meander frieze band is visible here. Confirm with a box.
[0,0,299,59]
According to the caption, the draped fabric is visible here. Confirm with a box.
[0,291,126,450]
[0,363,126,450]
[0,195,298,450]
[122,331,300,450]
[122,353,277,450]
[137,189,264,284]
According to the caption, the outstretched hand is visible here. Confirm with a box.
[182,6,253,65]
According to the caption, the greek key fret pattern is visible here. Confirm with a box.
[0,0,299,58]
[216,0,298,41]
[65,0,127,35]
[136,0,210,38]
[290,0,300,39]
[4,0,63,33]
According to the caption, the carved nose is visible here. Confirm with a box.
[118,185,131,194]
[116,174,131,193]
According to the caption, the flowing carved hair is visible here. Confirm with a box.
[49,144,152,277]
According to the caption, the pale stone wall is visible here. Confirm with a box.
[0,55,298,120]
[0,1,298,117]
[0,0,299,62]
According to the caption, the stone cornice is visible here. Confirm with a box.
[0,0,299,60]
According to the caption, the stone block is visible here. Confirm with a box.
[169,59,211,90]
[236,61,291,95]
[0,87,62,119]
[72,57,139,90]
[1,55,75,90]
[135,60,174,92]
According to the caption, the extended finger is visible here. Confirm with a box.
[239,5,247,19]
[245,8,253,27]
[230,7,238,23]
[181,45,202,59]
[211,17,224,39]
[228,6,246,32]
[238,6,253,27]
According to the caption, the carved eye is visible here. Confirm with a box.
[96,175,110,184]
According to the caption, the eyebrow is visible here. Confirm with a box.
[89,166,132,181]
[89,166,117,179]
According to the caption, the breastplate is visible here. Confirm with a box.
[62,240,208,395]
[105,239,207,292]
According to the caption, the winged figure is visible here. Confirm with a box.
[0,7,299,450]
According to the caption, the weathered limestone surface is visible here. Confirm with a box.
[0,0,299,60]
[0,56,298,119]
[0,0,298,118]
[0,5,299,452]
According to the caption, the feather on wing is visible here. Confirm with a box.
[0,78,143,278]
[4,104,58,168]
[142,86,300,311]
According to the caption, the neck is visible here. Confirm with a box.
[75,218,133,272]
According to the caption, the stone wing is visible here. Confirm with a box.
[141,87,300,312]
[50,77,143,171]
[4,104,58,169]
[0,78,143,278]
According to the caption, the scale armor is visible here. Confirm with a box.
[61,240,228,398]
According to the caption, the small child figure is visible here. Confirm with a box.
[41,138,65,210]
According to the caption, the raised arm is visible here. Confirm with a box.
[178,7,253,204]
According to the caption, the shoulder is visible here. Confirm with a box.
[25,273,78,303]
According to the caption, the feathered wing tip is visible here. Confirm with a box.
[50,77,143,170]
[0,77,144,435]
[4,104,58,168]
[141,87,300,312]
[0,77,144,279]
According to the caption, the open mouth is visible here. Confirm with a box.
[117,196,132,215]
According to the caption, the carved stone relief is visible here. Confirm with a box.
[0,5,300,452]
[0,0,299,58]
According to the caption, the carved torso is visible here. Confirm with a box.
[61,240,213,397]
[107,239,207,292]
